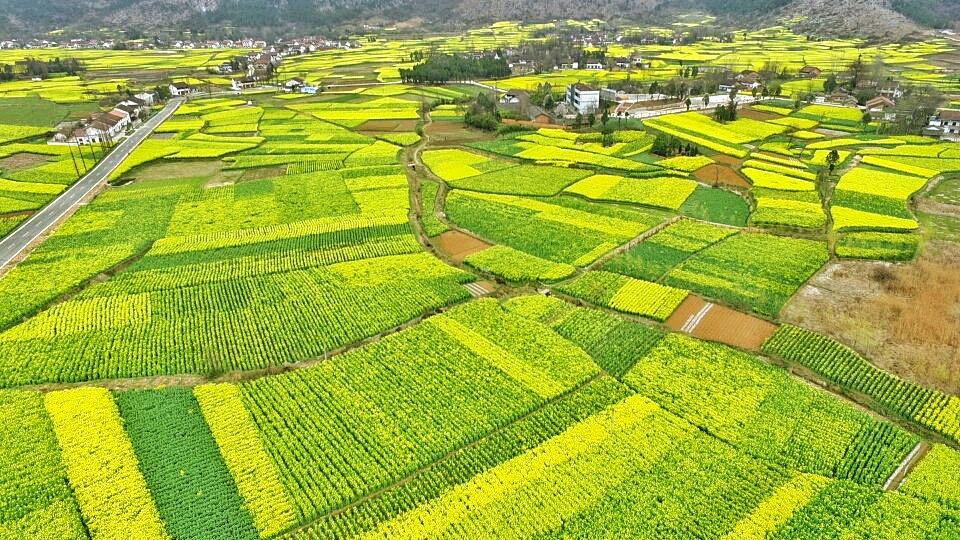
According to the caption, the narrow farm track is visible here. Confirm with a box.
[762,349,960,452]
[277,373,605,539]
[883,442,930,491]
[580,216,681,274]
[403,112,495,275]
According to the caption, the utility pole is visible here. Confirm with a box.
[66,142,81,179]
[76,140,88,171]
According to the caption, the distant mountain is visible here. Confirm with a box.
[0,0,955,38]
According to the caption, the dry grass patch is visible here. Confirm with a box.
[424,121,496,145]
[739,108,781,121]
[0,152,49,171]
[782,243,960,395]
[359,119,419,132]
[239,165,287,181]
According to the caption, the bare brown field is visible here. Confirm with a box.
[359,119,419,132]
[240,165,287,181]
[695,164,750,188]
[0,152,48,171]
[425,121,496,145]
[667,296,776,350]
[692,304,777,350]
[666,295,707,330]
[433,230,491,263]
[710,153,745,168]
[782,243,960,395]
[740,108,780,121]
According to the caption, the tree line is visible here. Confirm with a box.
[0,57,84,81]
[399,53,510,84]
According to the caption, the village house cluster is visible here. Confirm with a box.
[51,93,155,145]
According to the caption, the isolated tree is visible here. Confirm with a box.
[601,119,615,147]
[685,97,692,111]
[651,133,670,155]
[703,94,710,108]
[862,111,873,127]
[586,113,596,127]
[825,149,840,174]
[824,74,838,93]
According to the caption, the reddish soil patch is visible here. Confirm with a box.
[359,119,419,132]
[240,165,287,181]
[0,152,49,172]
[668,296,777,350]
[433,230,492,263]
[695,164,750,189]
[740,108,780,121]
[475,280,496,291]
[666,295,708,331]
[690,304,777,350]
[710,153,745,168]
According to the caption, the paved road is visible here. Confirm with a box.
[0,97,184,269]
[623,94,771,119]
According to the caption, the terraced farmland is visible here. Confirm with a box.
[1,20,959,540]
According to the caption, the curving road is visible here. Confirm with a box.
[0,97,184,269]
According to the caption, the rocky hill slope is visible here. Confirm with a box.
[0,0,953,38]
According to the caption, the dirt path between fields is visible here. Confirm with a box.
[883,441,930,492]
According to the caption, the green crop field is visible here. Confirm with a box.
[0,15,959,539]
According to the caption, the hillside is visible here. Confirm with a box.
[0,0,954,37]
[777,0,923,40]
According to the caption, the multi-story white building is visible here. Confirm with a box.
[925,109,960,141]
[567,83,600,115]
